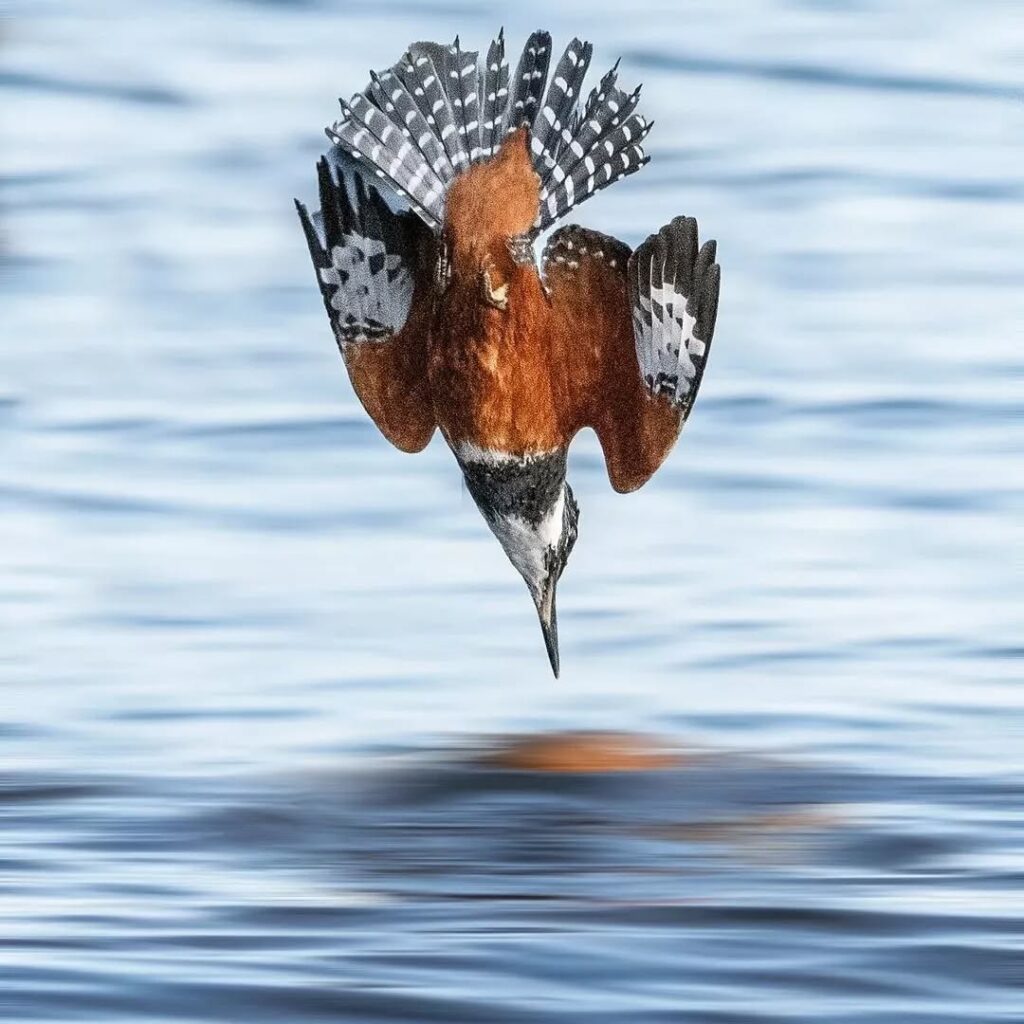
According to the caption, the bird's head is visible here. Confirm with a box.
[442,127,540,275]
[457,445,579,676]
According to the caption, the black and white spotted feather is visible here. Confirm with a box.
[446,37,482,163]
[366,68,453,185]
[541,223,631,277]
[294,158,426,347]
[322,29,652,237]
[479,30,510,159]
[535,65,648,230]
[404,43,470,176]
[532,40,591,168]
[628,217,720,415]
[505,30,552,136]
[327,92,447,230]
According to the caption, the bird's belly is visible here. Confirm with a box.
[428,324,564,456]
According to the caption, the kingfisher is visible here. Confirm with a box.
[296,30,720,676]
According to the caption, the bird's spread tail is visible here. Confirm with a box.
[326,30,651,235]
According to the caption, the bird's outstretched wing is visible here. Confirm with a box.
[296,159,437,453]
[543,218,720,492]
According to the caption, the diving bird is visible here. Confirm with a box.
[296,30,720,676]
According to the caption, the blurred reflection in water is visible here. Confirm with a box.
[2,0,1023,1021]
[5,731,1022,1021]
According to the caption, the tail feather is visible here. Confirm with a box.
[353,86,449,204]
[505,30,552,135]
[530,38,592,174]
[322,29,652,236]
[534,79,649,231]
[479,29,509,159]
[404,43,471,173]
[539,133,650,226]
[367,68,454,182]
[579,60,619,126]
[327,95,444,228]
[446,37,482,163]
[384,58,456,182]
[573,80,643,165]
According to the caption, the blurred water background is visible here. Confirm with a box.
[3,1,1023,1020]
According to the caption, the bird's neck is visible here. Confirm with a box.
[457,444,569,579]
[457,444,568,504]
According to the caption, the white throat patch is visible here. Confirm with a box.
[489,488,566,588]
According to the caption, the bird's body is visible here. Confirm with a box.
[297,30,720,674]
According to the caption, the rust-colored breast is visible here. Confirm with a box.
[428,265,565,454]
[422,127,683,475]
[428,128,568,456]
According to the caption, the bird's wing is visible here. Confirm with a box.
[543,219,720,492]
[296,159,437,453]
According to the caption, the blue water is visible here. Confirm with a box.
[2,1,1023,1020]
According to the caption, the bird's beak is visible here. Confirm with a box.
[533,579,560,678]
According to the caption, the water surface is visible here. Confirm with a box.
[2,1,1023,1020]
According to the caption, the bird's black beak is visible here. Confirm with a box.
[533,579,560,678]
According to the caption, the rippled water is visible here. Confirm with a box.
[3,1,1023,1020]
